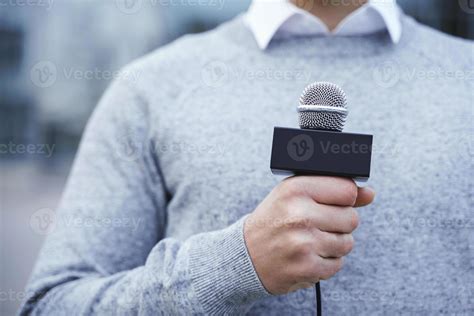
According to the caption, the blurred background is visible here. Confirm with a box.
[0,0,473,314]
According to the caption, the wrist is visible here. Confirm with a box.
[187,215,271,314]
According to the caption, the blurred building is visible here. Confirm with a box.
[0,9,30,148]
[0,0,473,159]
[399,0,474,39]
[1,2,167,156]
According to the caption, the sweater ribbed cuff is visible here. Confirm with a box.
[187,215,271,315]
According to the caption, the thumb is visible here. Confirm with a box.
[354,186,376,207]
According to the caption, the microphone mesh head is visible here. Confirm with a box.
[298,82,348,131]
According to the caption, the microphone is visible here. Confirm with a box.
[270,82,373,181]
[298,82,347,132]
[269,82,373,316]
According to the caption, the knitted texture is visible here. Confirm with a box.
[20,14,473,315]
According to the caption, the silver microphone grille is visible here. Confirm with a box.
[298,82,348,131]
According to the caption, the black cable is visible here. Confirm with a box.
[315,282,322,316]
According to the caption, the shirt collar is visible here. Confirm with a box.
[244,0,402,50]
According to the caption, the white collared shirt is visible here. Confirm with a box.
[245,0,402,49]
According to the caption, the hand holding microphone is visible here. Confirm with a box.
[244,82,375,297]
[244,176,375,294]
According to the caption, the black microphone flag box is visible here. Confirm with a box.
[270,127,373,181]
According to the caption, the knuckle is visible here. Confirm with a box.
[329,258,344,277]
[297,242,313,258]
[320,258,344,280]
[320,232,335,249]
[342,235,355,254]
[273,203,290,224]
[291,236,313,258]
[279,178,305,199]
[319,269,331,280]
[318,233,354,257]
[319,233,338,256]
[333,258,344,273]
[349,209,359,231]
[319,272,330,281]
[305,260,321,280]
[277,203,304,227]
[342,180,358,205]
[323,233,353,256]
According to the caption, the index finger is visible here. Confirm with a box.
[284,176,358,206]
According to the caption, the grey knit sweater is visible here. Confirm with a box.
[20,14,473,315]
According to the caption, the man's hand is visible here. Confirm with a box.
[244,176,375,295]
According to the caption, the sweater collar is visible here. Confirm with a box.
[244,0,402,50]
